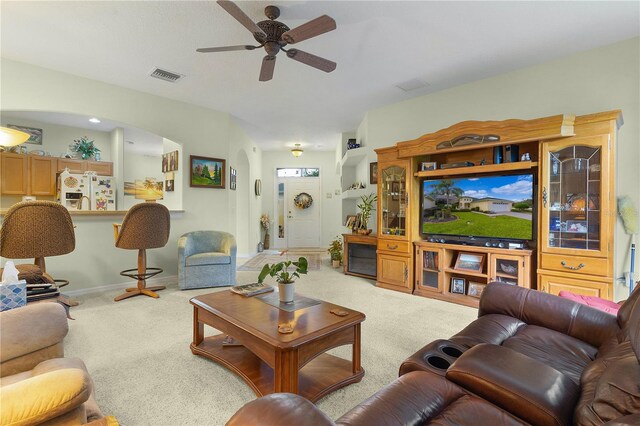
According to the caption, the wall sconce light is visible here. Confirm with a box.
[291,143,303,157]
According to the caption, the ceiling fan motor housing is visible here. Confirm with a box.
[255,20,290,48]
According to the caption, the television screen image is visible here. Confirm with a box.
[422,174,534,240]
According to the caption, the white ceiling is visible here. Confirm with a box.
[1,1,638,152]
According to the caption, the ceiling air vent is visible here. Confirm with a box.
[149,68,184,83]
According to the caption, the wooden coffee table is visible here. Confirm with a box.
[190,291,365,402]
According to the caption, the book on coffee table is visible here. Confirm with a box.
[230,282,274,297]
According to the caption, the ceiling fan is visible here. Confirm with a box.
[197,0,337,81]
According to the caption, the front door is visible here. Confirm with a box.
[276,176,321,248]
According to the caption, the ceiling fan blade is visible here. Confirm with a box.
[217,0,266,38]
[259,55,276,81]
[281,15,336,44]
[286,49,336,73]
[196,45,257,53]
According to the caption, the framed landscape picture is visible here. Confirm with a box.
[190,155,225,188]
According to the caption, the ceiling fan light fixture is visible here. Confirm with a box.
[291,143,303,157]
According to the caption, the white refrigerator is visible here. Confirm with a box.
[89,175,116,211]
[58,171,116,211]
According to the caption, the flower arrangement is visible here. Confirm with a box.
[71,136,100,160]
[328,236,343,266]
[260,214,271,231]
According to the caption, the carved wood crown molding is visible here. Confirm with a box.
[395,114,577,158]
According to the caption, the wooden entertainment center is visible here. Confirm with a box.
[374,110,622,307]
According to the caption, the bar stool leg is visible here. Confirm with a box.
[114,249,165,302]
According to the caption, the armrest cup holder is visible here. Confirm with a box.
[399,339,467,377]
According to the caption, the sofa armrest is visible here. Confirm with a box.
[0,303,68,364]
[0,368,91,425]
[479,282,619,348]
[446,344,579,426]
[226,393,334,426]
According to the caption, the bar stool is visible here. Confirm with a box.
[113,203,170,302]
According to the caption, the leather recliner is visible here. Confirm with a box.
[227,282,640,426]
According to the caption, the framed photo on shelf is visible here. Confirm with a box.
[454,252,485,273]
[420,161,437,171]
[345,215,357,228]
[450,277,466,294]
[369,162,378,185]
[467,282,486,298]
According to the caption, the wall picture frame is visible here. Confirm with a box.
[190,155,225,188]
[162,150,179,172]
[450,277,466,294]
[467,282,486,298]
[230,167,237,190]
[7,124,43,145]
[454,252,485,272]
[369,162,378,185]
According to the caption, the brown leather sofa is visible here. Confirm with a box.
[227,282,640,426]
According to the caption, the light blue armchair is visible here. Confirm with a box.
[178,231,237,290]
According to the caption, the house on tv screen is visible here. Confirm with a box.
[459,197,513,213]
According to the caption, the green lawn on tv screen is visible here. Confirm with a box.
[423,212,532,239]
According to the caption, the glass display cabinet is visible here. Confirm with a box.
[541,135,609,258]
[380,164,407,236]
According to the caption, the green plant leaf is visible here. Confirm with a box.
[257,263,271,283]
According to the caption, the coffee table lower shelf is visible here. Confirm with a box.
[191,334,365,403]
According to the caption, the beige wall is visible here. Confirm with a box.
[0,59,262,291]
[357,37,640,300]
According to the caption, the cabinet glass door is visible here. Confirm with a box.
[491,255,522,286]
[546,143,604,252]
[541,136,609,257]
[381,165,407,236]
[419,249,441,291]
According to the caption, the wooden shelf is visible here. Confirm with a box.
[445,268,487,278]
[414,161,538,178]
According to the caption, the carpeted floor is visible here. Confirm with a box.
[237,250,322,271]
[65,256,477,425]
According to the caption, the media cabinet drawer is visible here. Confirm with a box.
[377,239,410,254]
[540,253,608,277]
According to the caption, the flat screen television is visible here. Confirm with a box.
[421,173,534,242]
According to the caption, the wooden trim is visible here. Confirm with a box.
[395,114,575,158]
[414,161,537,178]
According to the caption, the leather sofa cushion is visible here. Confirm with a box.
[186,253,231,266]
[336,371,525,426]
[448,314,597,385]
[575,340,640,425]
[446,344,579,426]
[502,324,596,385]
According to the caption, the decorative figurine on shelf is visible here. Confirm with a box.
[347,138,360,150]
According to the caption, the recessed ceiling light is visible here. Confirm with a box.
[89,117,101,123]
